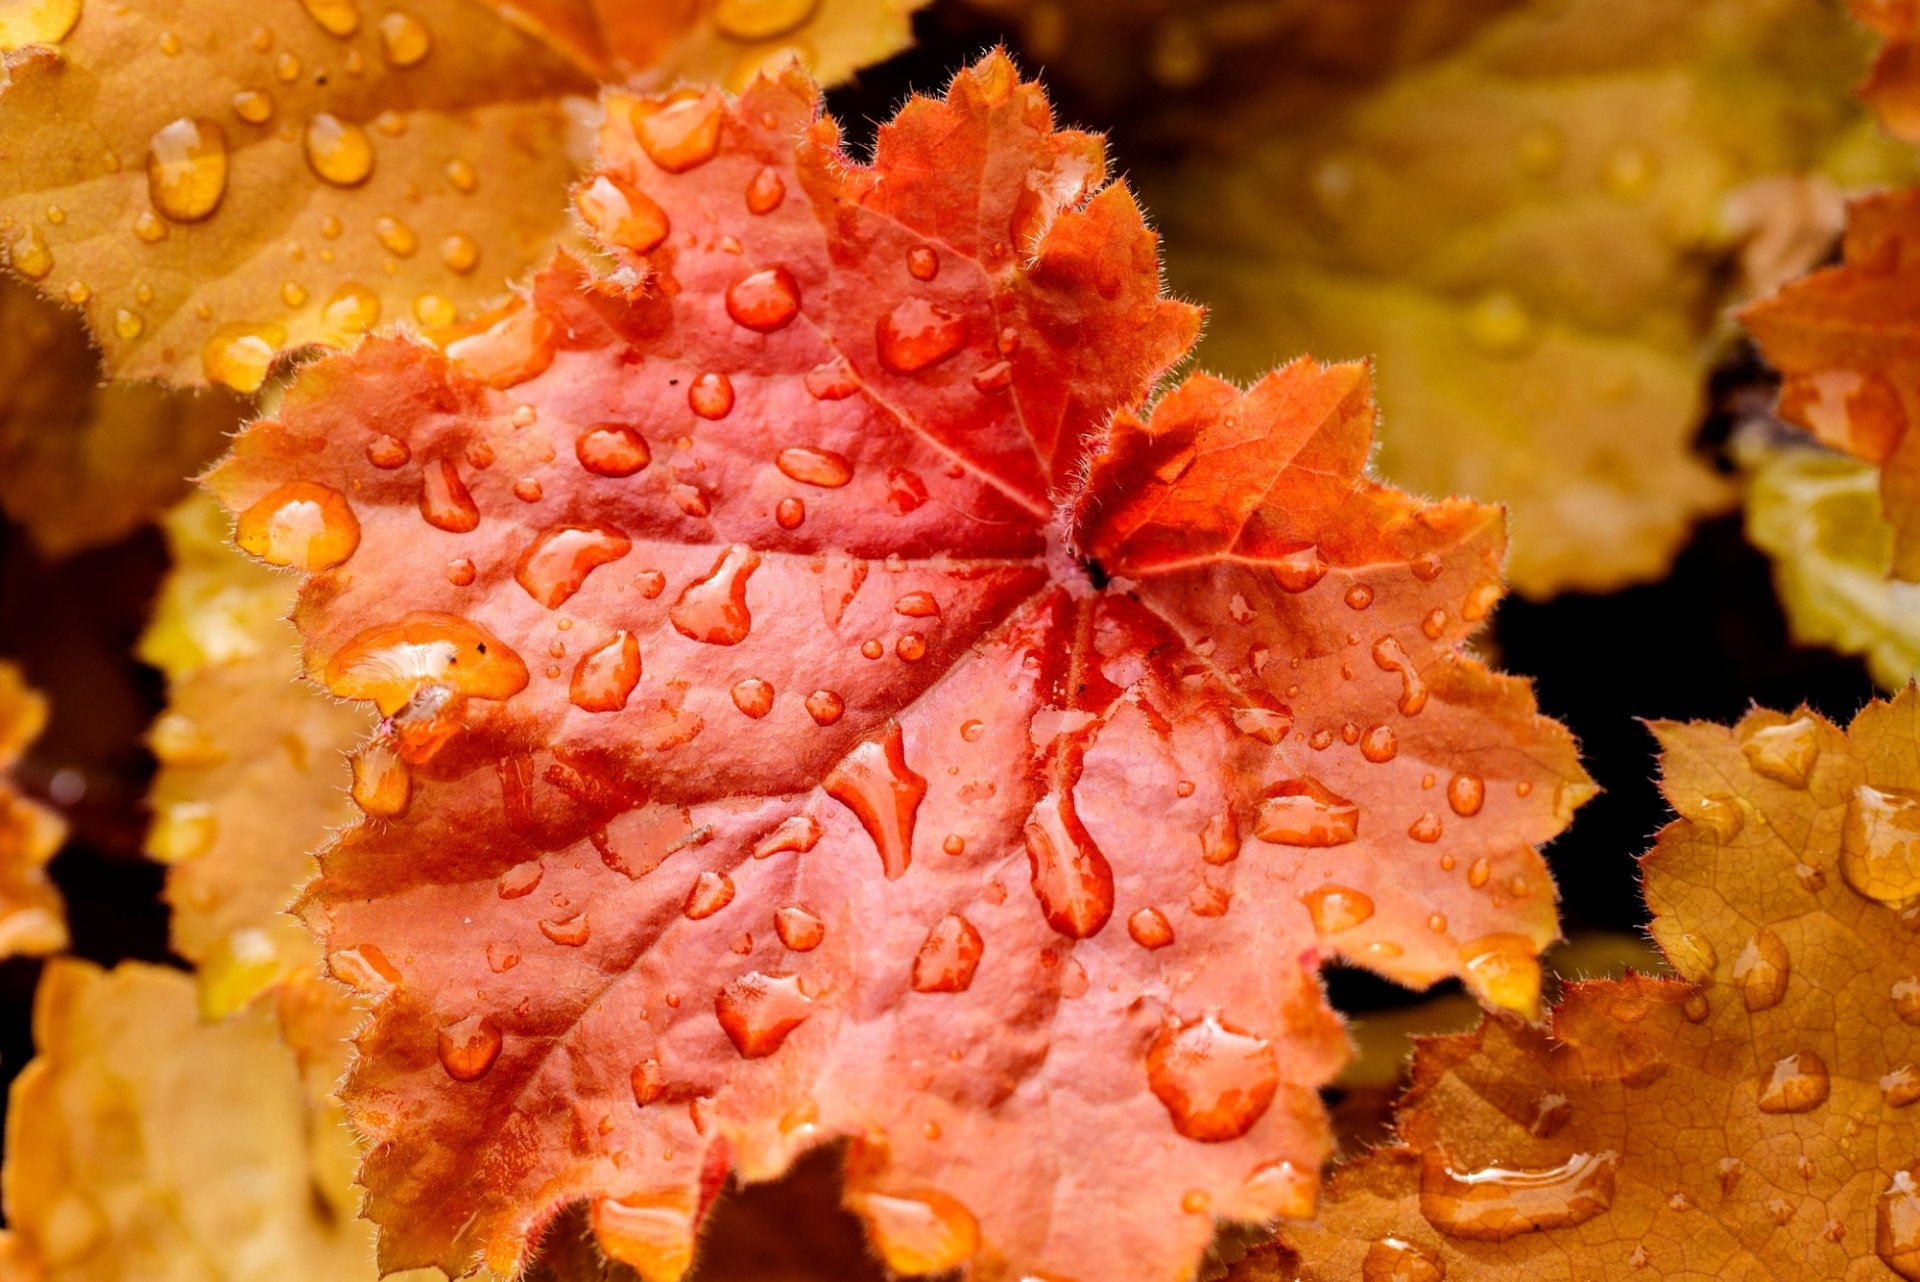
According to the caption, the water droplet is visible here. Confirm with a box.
[1460,289,1536,358]
[745,165,785,214]
[1458,934,1539,1015]
[1344,583,1375,610]
[574,423,651,478]
[849,1190,979,1276]
[372,214,417,256]
[1231,705,1292,744]
[515,524,631,609]
[682,870,735,920]
[201,322,286,392]
[437,1014,502,1081]
[806,357,860,400]
[1146,1012,1279,1142]
[1409,812,1442,843]
[274,50,302,82]
[147,117,228,222]
[1447,773,1484,817]
[1371,635,1428,715]
[1742,718,1819,788]
[236,481,360,570]
[1254,778,1359,847]
[715,970,811,1057]
[877,298,967,372]
[321,281,381,337]
[1732,929,1790,1010]
[686,371,735,420]
[896,633,927,662]
[131,211,167,245]
[439,231,478,274]
[416,458,480,533]
[1362,1235,1445,1282]
[1124,906,1175,950]
[774,905,824,952]
[0,0,81,46]
[1360,724,1397,763]
[726,266,800,331]
[298,0,358,35]
[231,89,274,124]
[825,720,925,880]
[753,814,823,859]
[1877,1171,1920,1281]
[1418,1150,1616,1241]
[1886,1065,1920,1108]
[1757,1051,1830,1113]
[577,173,669,254]
[539,910,590,946]
[1467,857,1490,888]
[1843,784,1920,904]
[378,8,430,64]
[349,740,410,817]
[443,156,477,192]
[361,435,408,470]
[304,112,374,186]
[592,1191,697,1282]
[1302,884,1375,934]
[730,677,774,718]
[670,544,760,645]
[911,913,984,993]
[776,445,853,488]
[324,613,527,713]
[496,860,543,900]
[775,496,806,529]
[630,91,722,172]
[1602,144,1657,200]
[571,631,641,713]
[803,690,844,726]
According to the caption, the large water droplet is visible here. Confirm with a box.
[437,1013,502,1081]
[147,117,228,222]
[848,1190,980,1276]
[1757,1051,1830,1113]
[1446,773,1484,817]
[1302,884,1375,934]
[715,970,812,1057]
[684,870,736,920]
[1843,784,1920,904]
[419,458,481,532]
[776,445,853,488]
[726,266,800,331]
[731,677,774,719]
[877,298,967,372]
[688,371,735,420]
[1146,1012,1279,1142]
[235,481,360,570]
[746,165,785,214]
[1418,1151,1616,1241]
[324,612,527,713]
[630,91,722,172]
[1023,772,1115,938]
[515,524,631,609]
[350,739,411,818]
[1458,934,1540,1016]
[377,8,431,64]
[1362,1236,1445,1282]
[593,1191,697,1282]
[753,814,823,859]
[1254,778,1359,847]
[824,720,926,880]
[574,423,651,478]
[304,112,374,186]
[1742,718,1820,788]
[668,545,760,645]
[1128,906,1174,950]
[775,905,824,951]
[1371,635,1428,715]
[1732,929,1790,1010]
[1880,1170,1920,1281]
[298,0,358,35]
[911,913,984,993]
[577,173,669,253]
[6,225,52,279]
[201,323,286,392]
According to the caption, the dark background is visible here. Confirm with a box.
[0,0,1880,1214]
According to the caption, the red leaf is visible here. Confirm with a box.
[207,51,1591,1282]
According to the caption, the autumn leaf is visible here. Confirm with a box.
[0,0,923,393]
[1139,0,1903,597]
[1739,434,1920,690]
[137,494,371,1016]
[1744,186,1920,585]
[205,52,1590,1282]
[1244,688,1920,1281]
[0,959,443,1282]
[1857,0,1920,143]
[0,660,67,960]
[0,277,242,557]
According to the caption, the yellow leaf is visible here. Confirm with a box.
[1741,435,1920,690]
[0,960,440,1282]
[0,661,65,960]
[138,495,369,1016]
[0,276,242,557]
[1141,0,1908,596]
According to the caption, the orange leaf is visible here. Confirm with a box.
[0,661,67,959]
[1256,689,1920,1281]
[206,53,1591,1282]
[1744,187,1920,580]
[1857,0,1920,142]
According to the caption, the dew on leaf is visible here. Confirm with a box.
[303,113,374,186]
[715,971,812,1057]
[746,165,785,214]
[1024,780,1115,938]
[849,1190,980,1276]
[321,281,381,336]
[804,690,844,725]
[1302,884,1375,934]
[350,740,411,818]
[1371,636,1429,715]
[1145,1012,1279,1142]
[824,721,926,880]
[730,678,774,718]
[689,371,735,419]
[377,9,430,65]
[576,423,652,478]
[577,174,669,254]
[147,117,229,222]
[323,613,527,713]
[366,434,410,468]
[684,871,736,920]
[1842,785,1920,904]
[201,322,286,392]
[1446,773,1484,817]
[570,631,641,713]
[1742,718,1820,788]
[1417,1150,1616,1242]
[911,913,984,993]
[776,446,853,488]
[1409,812,1442,843]
[725,266,801,331]
[437,1014,502,1081]
[775,497,805,529]
[515,524,632,609]
[1757,1051,1830,1113]
[774,905,824,951]
[539,911,590,946]
[1458,933,1539,1015]
[877,298,968,372]
[232,89,274,124]
[670,544,759,645]
[630,92,723,172]
[235,481,360,570]
[1732,929,1790,1011]
[1254,778,1359,847]
[753,814,823,860]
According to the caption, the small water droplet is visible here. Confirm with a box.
[730,677,774,718]
[911,913,984,993]
[1145,1012,1279,1142]
[745,164,786,214]
[1344,583,1375,610]
[776,445,853,488]
[1254,778,1359,847]
[670,544,760,645]
[1302,884,1375,934]
[574,423,651,478]
[907,245,939,281]
[683,870,735,920]
[437,1014,502,1081]
[775,496,806,529]
[1371,635,1428,714]
[1757,1051,1830,1113]
[1362,1235,1445,1282]
[147,117,228,222]
[304,112,374,186]
[715,970,812,1057]
[540,910,590,946]
[1360,724,1397,763]
[726,266,801,331]
[377,8,431,64]
[438,231,478,273]
[754,814,823,859]
[201,322,287,392]
[1409,812,1443,843]
[1447,773,1484,817]
[1458,933,1539,1015]
[570,631,641,713]
[825,720,926,880]
[1732,929,1790,1010]
[806,357,860,400]
[577,173,669,253]
[321,281,381,336]
[1128,906,1174,949]
[350,739,410,817]
[688,371,735,419]
[877,298,968,372]
[232,89,274,124]
[774,905,824,951]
